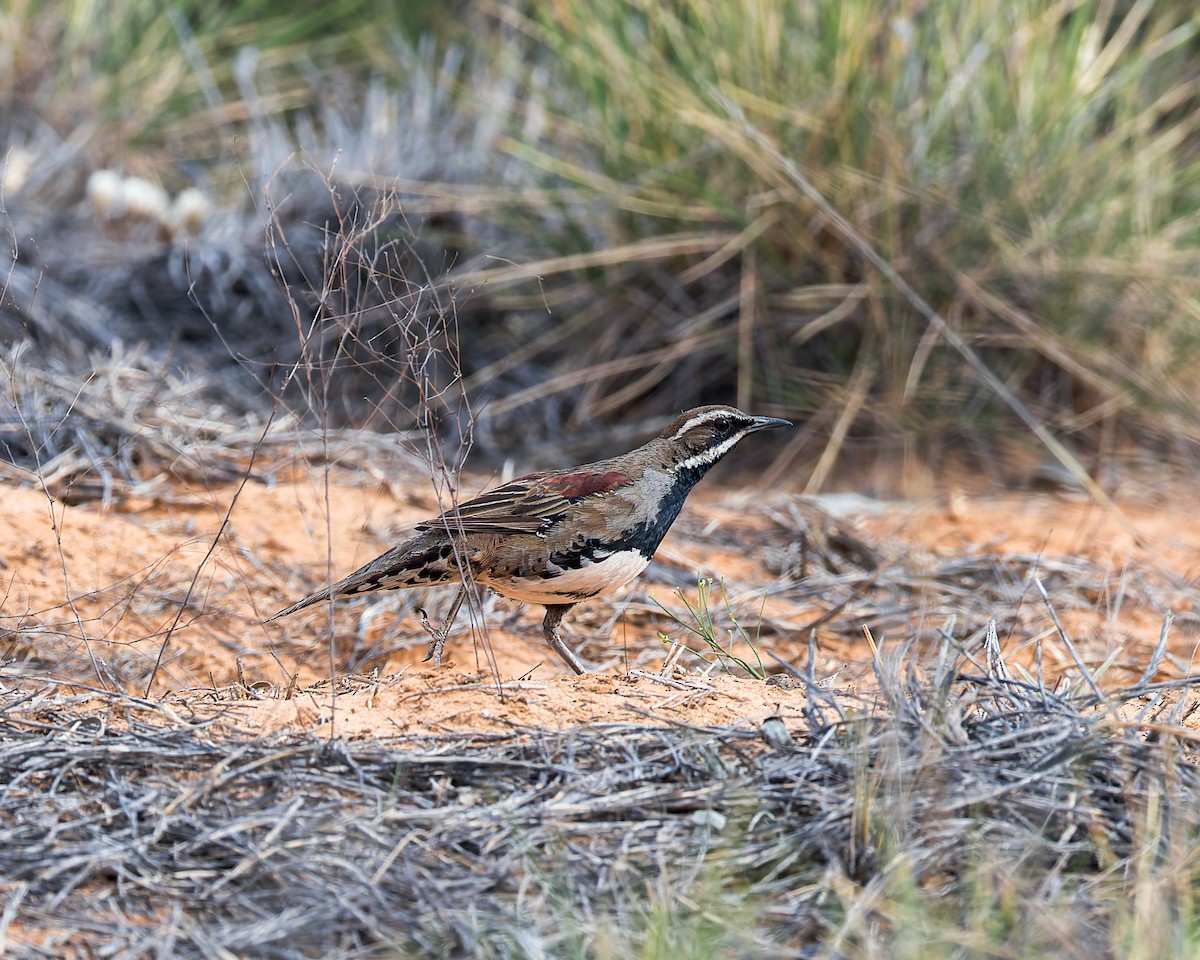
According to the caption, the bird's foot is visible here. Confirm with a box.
[545,628,588,675]
[416,586,468,666]
[418,607,450,665]
[541,603,589,674]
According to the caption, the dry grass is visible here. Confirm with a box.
[1,629,1197,957]
[6,1,1200,486]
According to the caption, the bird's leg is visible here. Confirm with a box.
[419,584,467,665]
[542,604,587,675]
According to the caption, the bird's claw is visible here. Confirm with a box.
[415,587,467,667]
[418,607,448,665]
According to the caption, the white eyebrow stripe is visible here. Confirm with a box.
[668,409,738,441]
[673,431,745,472]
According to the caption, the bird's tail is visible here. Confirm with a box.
[262,590,334,622]
[262,537,461,623]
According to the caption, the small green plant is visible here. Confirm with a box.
[652,576,767,678]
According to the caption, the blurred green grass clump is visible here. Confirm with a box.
[3,0,1199,477]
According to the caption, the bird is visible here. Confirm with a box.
[264,404,790,673]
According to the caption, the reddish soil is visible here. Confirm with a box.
[2,464,1198,738]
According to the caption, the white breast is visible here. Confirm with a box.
[484,549,650,604]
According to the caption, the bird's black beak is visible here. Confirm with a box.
[746,415,792,433]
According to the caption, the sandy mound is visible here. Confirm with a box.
[3,464,1198,738]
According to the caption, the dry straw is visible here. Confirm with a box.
[2,628,1197,957]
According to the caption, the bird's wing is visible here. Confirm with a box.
[415,469,631,536]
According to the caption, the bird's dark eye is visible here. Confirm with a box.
[713,417,731,431]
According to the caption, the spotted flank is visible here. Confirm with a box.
[346,567,452,594]
[484,548,649,604]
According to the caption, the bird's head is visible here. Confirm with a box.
[659,405,790,476]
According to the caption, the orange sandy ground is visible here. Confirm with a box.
[1,465,1198,739]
